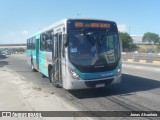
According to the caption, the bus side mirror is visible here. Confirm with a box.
[63,34,68,47]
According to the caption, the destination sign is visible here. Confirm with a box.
[74,22,111,28]
[67,20,115,30]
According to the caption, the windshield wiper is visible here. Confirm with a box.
[100,28,110,45]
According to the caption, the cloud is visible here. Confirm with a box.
[22,30,29,35]
[8,32,17,38]
[118,25,126,32]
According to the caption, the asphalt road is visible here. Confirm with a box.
[1,54,160,120]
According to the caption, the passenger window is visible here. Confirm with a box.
[45,31,53,52]
[30,38,33,49]
[46,39,52,52]
[40,34,46,51]
[27,39,28,49]
[40,30,53,51]
[32,37,35,50]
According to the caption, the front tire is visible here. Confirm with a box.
[49,68,59,88]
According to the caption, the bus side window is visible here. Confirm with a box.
[40,35,46,51]
[28,39,30,50]
[27,39,28,49]
[28,39,30,49]
[32,38,35,50]
[46,39,52,52]
[31,38,33,50]
[33,37,36,50]
[45,31,53,52]
[29,39,31,49]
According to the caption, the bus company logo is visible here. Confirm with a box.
[2,112,11,117]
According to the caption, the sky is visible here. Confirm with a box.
[0,0,160,44]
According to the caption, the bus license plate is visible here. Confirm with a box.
[96,83,105,88]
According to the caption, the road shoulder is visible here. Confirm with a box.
[0,65,87,120]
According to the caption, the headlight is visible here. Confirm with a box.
[117,68,121,75]
[69,69,80,79]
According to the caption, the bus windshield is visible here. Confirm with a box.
[68,29,120,67]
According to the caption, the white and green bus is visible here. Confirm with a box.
[26,18,122,90]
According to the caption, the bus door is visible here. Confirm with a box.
[52,33,62,87]
[35,38,40,69]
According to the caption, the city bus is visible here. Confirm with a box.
[26,18,122,90]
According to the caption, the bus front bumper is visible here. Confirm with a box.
[65,74,121,90]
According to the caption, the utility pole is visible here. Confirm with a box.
[129,27,131,35]
[76,13,81,18]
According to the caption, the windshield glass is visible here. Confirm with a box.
[68,29,120,67]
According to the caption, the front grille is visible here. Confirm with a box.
[84,78,114,87]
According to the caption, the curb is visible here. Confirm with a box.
[124,59,160,65]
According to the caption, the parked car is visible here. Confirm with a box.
[1,51,11,55]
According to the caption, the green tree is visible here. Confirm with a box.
[119,32,137,51]
[142,32,159,44]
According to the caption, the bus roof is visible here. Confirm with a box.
[27,18,116,39]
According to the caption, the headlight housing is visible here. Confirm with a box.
[69,69,80,79]
[117,67,121,75]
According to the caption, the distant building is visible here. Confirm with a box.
[131,35,143,45]
[131,35,160,45]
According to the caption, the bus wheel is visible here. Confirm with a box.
[42,74,46,78]
[50,68,59,88]
[31,61,37,72]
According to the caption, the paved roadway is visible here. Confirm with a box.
[1,54,160,120]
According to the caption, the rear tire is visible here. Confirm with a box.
[42,74,46,78]
[31,61,37,72]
